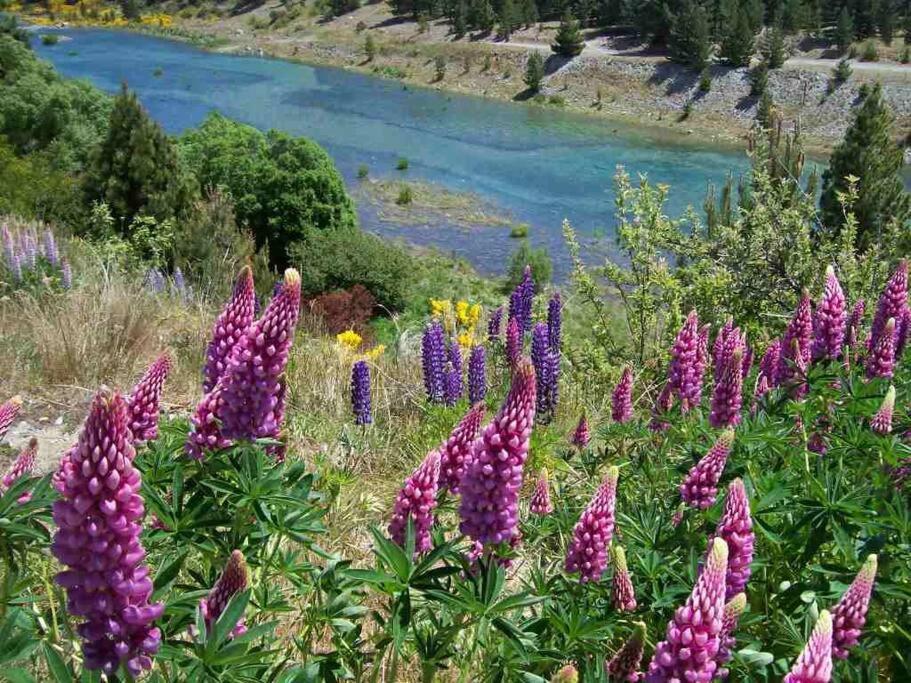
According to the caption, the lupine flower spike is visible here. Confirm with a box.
[811,266,847,361]
[571,413,590,449]
[783,610,833,683]
[759,340,781,388]
[679,430,735,510]
[565,466,619,583]
[506,317,522,369]
[871,259,907,355]
[389,450,441,555]
[437,402,485,494]
[52,390,163,677]
[709,348,744,429]
[668,310,704,412]
[200,550,249,639]
[351,360,372,426]
[422,320,447,403]
[871,386,895,434]
[203,266,255,393]
[128,353,172,443]
[547,292,562,354]
[0,395,23,438]
[487,306,503,341]
[646,537,728,683]
[716,593,746,677]
[846,299,865,350]
[866,317,896,379]
[607,622,646,682]
[776,292,813,387]
[611,545,637,612]
[186,384,232,460]
[447,341,463,403]
[831,554,877,659]
[529,468,554,516]
[711,478,754,599]
[1,437,37,503]
[532,322,557,421]
[468,345,486,404]
[612,367,634,423]
[459,360,536,549]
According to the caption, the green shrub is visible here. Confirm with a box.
[861,40,879,61]
[357,164,369,179]
[698,68,711,93]
[509,223,529,238]
[505,239,552,292]
[396,156,409,170]
[396,184,413,205]
[40,34,59,45]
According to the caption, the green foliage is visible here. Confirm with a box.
[396,184,414,205]
[756,87,774,127]
[667,0,712,70]
[396,156,409,170]
[505,239,551,293]
[718,3,755,67]
[357,163,369,179]
[551,11,585,58]
[833,57,853,83]
[0,14,31,46]
[496,0,520,39]
[365,32,376,61]
[861,39,879,61]
[523,50,545,92]
[835,5,855,54]
[877,0,894,45]
[39,34,58,46]
[698,67,711,93]
[0,138,83,223]
[759,23,787,69]
[434,54,446,81]
[749,60,769,96]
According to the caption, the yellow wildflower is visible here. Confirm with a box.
[430,298,452,318]
[365,344,386,360]
[456,300,470,326]
[336,330,363,351]
[468,303,482,326]
[457,331,474,349]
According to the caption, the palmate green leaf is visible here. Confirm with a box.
[41,643,72,683]
[368,526,411,582]
[1,669,37,683]
[153,549,188,594]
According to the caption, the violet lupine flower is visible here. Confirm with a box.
[550,665,579,683]
[200,550,249,639]
[446,341,463,403]
[443,362,460,407]
[127,353,172,443]
[870,259,907,355]
[144,268,165,294]
[607,622,646,682]
[741,342,753,379]
[775,292,813,387]
[612,368,634,424]
[871,386,895,434]
[668,310,704,412]
[43,228,59,267]
[866,317,897,379]
[565,466,619,583]
[459,360,536,548]
[9,248,22,282]
[716,592,746,677]
[61,258,72,289]
[532,322,557,421]
[23,231,37,268]
[437,403,485,494]
[351,360,372,426]
[571,413,590,449]
[529,469,553,515]
[0,395,23,438]
[646,537,728,683]
[811,266,846,361]
[186,385,231,460]
[218,269,301,442]
[1,437,37,504]
[611,545,637,612]
[422,320,447,403]
[679,430,734,511]
[173,267,188,300]
[52,390,163,677]
[713,318,734,377]
[831,554,878,659]
[507,264,534,333]
[783,610,833,683]
[388,450,441,554]
[203,266,256,393]
[846,299,865,351]
[488,306,503,341]
[711,478,753,600]
[506,317,522,369]
[468,345,486,404]
[759,339,781,388]
[547,292,562,354]
[709,347,744,429]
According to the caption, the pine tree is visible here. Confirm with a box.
[469,0,495,33]
[744,0,764,32]
[853,0,877,39]
[820,83,910,250]
[719,4,755,66]
[749,60,769,95]
[756,88,774,127]
[497,0,520,40]
[551,11,585,57]
[904,12,911,45]
[520,0,537,27]
[781,0,807,34]
[877,0,894,45]
[667,0,712,70]
[453,0,468,37]
[835,5,855,53]
[760,22,787,68]
[524,50,545,91]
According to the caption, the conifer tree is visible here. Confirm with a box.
[497,0,520,40]
[744,0,764,32]
[667,0,712,69]
[470,0,495,33]
[756,88,774,127]
[820,83,910,250]
[760,22,787,68]
[524,50,545,91]
[877,0,894,45]
[835,5,855,53]
[719,4,755,66]
[453,0,468,37]
[853,0,877,39]
[551,11,585,57]
[520,0,537,27]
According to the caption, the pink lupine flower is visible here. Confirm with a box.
[389,450,441,555]
[668,310,704,412]
[0,395,22,439]
[751,374,771,416]
[186,383,232,460]
[612,368,634,423]
[776,292,813,387]
[831,554,877,659]
[679,430,734,510]
[710,478,753,600]
[871,386,896,434]
[200,550,249,639]
[759,340,781,388]
[645,538,728,683]
[218,268,301,443]
[529,469,554,515]
[811,266,847,361]
[716,592,746,677]
[866,317,896,379]
[697,322,710,380]
[1,437,37,503]
[784,610,833,683]
[127,353,172,443]
[203,266,256,393]
[459,360,536,548]
[565,466,619,583]
[506,317,522,369]
[607,622,646,682]
[709,347,744,429]
[611,545,637,612]
[437,402,485,494]
[551,664,579,683]
[846,299,865,350]
[571,413,590,448]
[51,390,163,677]
[713,318,734,377]
[870,259,907,355]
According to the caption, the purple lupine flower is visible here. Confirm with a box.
[866,317,896,379]
[186,384,231,460]
[529,468,553,515]
[697,322,710,383]
[218,269,301,443]
[512,264,534,333]
[0,395,22,438]
[61,258,72,289]
[468,345,486,405]
[741,341,753,379]
[127,353,172,444]
[716,592,746,677]
[488,306,503,341]
[1,437,37,504]
[532,322,556,421]
[443,362,459,407]
[422,320,447,403]
[709,347,744,429]
[710,478,753,600]
[200,550,249,639]
[172,267,188,300]
[1,224,13,266]
[646,538,728,683]
[9,248,22,282]
[43,228,59,267]
[203,266,256,393]
[438,402,485,494]
[565,466,619,583]
[611,545,637,611]
[759,339,781,388]
[23,231,37,269]
[607,622,646,682]
[446,341,463,404]
[506,316,521,369]
[144,268,165,294]
[571,413,590,449]
[832,554,877,659]
[776,292,813,387]
[668,310,704,412]
[389,450,441,554]
[811,266,846,361]
[459,360,536,548]
[679,430,734,510]
[871,386,895,434]
[713,318,734,378]
[547,292,562,354]
[351,360,372,425]
[611,368,634,423]
[846,299,865,351]
[752,374,771,414]
[784,610,833,683]
[52,390,163,677]
[551,665,579,683]
[545,347,560,417]
[870,259,907,355]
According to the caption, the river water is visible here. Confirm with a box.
[35,28,751,277]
